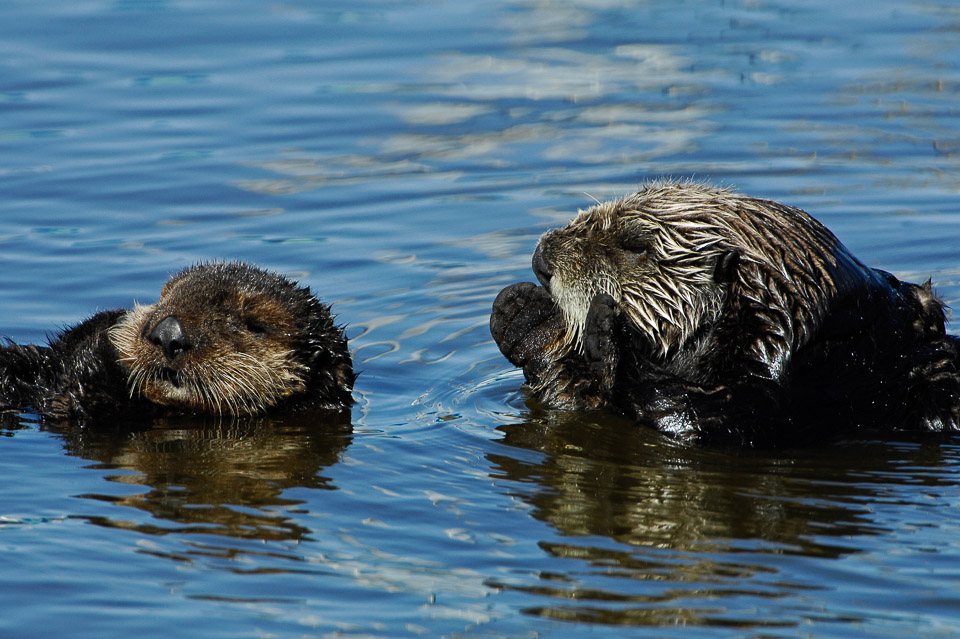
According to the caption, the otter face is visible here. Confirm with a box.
[109,263,316,416]
[534,195,735,357]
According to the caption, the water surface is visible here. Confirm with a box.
[1,1,959,637]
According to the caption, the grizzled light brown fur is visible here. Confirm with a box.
[537,181,850,374]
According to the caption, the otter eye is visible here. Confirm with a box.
[620,236,650,255]
[244,319,271,335]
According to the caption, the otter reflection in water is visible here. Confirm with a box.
[489,412,953,627]
[52,413,352,541]
[0,262,354,421]
[492,181,960,446]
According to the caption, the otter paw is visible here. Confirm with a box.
[582,293,622,394]
[583,293,621,364]
[491,282,559,367]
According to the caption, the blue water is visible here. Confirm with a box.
[2,1,960,637]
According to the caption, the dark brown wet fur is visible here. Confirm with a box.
[0,262,354,422]
[491,181,960,446]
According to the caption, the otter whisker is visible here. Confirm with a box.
[205,373,228,415]
[127,367,146,399]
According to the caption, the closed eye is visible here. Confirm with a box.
[245,319,271,335]
[620,238,650,255]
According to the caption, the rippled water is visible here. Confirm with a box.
[2,1,959,637]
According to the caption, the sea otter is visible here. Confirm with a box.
[0,262,354,421]
[491,181,960,446]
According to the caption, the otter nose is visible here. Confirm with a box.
[149,315,190,361]
[532,246,552,290]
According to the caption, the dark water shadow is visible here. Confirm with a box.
[31,411,353,543]
[487,402,960,627]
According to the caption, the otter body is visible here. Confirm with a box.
[1,262,354,421]
[492,181,960,446]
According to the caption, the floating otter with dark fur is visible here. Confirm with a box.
[492,181,960,446]
[1,262,354,421]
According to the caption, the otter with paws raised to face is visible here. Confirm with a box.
[491,181,960,446]
[1,262,354,421]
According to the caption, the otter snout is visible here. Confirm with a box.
[149,315,191,361]
[532,244,553,291]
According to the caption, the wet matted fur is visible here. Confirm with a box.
[491,181,960,446]
[1,262,354,421]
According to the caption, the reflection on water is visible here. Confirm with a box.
[226,0,960,213]
[52,414,351,542]
[489,406,960,628]
[237,42,717,202]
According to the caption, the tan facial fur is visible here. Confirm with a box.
[108,271,308,416]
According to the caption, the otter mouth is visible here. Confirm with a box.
[144,366,198,406]
[155,366,183,388]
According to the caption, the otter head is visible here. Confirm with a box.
[109,262,346,416]
[533,191,740,359]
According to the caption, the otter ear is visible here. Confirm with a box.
[713,250,739,284]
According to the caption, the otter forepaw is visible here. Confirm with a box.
[584,294,621,362]
[583,293,622,391]
[491,282,561,368]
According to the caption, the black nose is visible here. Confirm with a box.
[149,315,190,361]
[532,246,552,290]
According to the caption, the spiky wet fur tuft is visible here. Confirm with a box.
[541,180,847,362]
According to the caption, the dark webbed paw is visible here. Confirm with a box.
[583,293,622,391]
[584,293,621,363]
[491,282,561,368]
[491,286,625,411]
